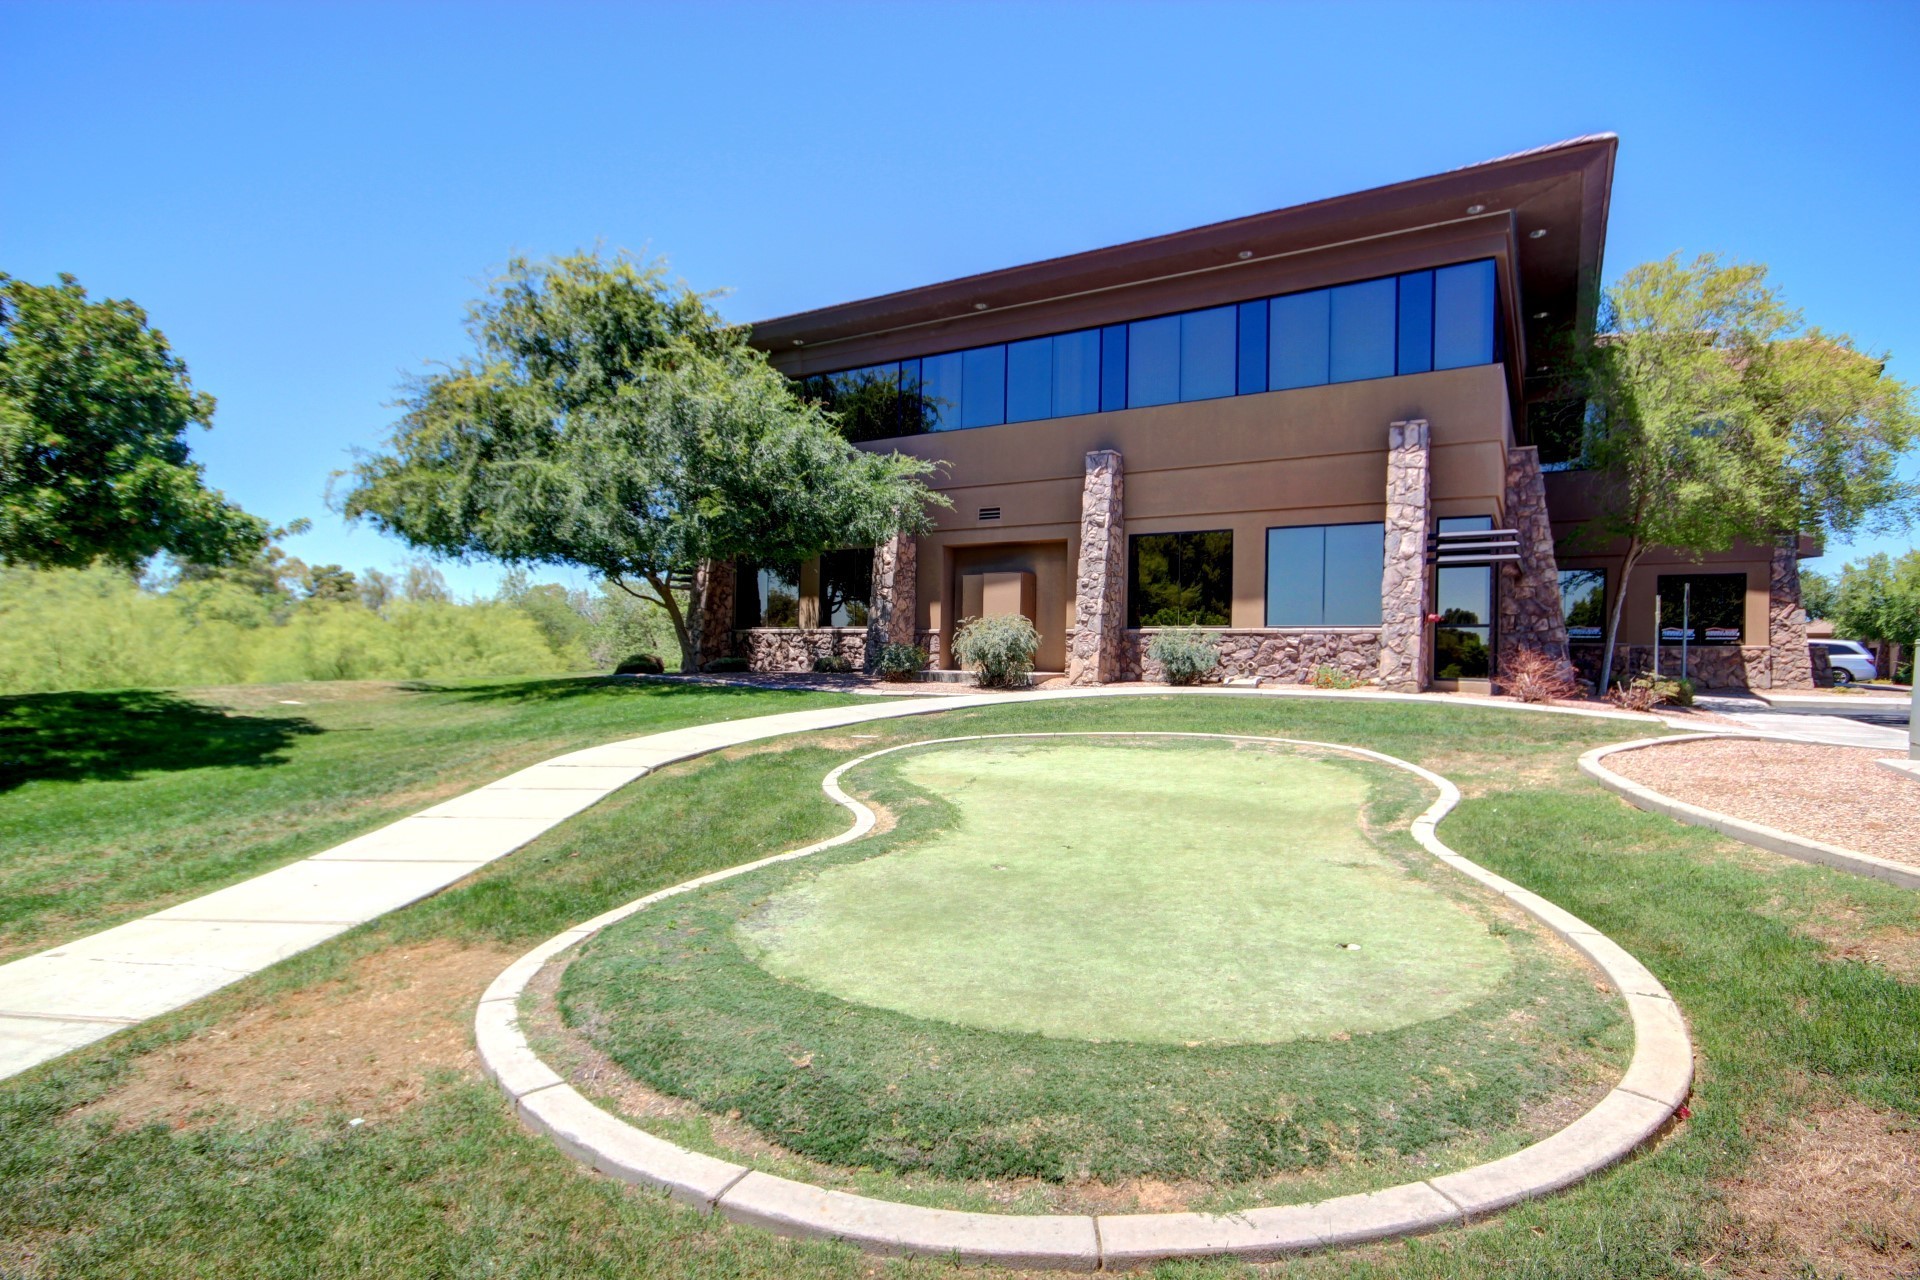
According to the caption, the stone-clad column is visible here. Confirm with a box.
[1378,420,1431,693]
[693,559,736,668]
[863,532,919,671]
[1067,450,1125,686]
[1496,445,1570,669]
[1769,537,1814,690]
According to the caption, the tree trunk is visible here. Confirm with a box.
[1598,537,1642,694]
[644,570,698,673]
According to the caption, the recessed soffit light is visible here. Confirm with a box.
[1466,204,1485,215]
[1237,250,1253,260]
[973,302,989,311]
[1529,229,1548,239]
[792,339,804,346]
[1533,311,1550,320]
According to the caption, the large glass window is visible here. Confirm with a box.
[735,561,802,629]
[1434,515,1492,678]
[1329,278,1397,383]
[819,548,873,628]
[1128,531,1233,627]
[805,258,1501,436]
[1264,522,1384,626]
[1179,305,1237,402]
[1269,289,1330,390]
[1006,336,1052,424]
[1656,573,1745,645]
[1560,568,1607,642]
[1127,314,1181,408]
[959,345,1006,428]
[919,352,963,432]
[1053,329,1101,417]
[1434,260,1497,369]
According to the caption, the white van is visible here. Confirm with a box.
[1809,639,1878,686]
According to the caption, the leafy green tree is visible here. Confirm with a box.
[1573,255,1920,688]
[1799,568,1838,621]
[1828,550,1920,653]
[299,564,358,603]
[338,251,943,671]
[0,274,265,570]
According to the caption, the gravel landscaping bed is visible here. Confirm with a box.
[1607,738,1920,865]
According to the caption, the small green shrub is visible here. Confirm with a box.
[613,652,664,676]
[1309,665,1363,690]
[811,653,855,674]
[701,655,748,674]
[951,614,1039,689]
[1607,671,1690,711]
[1146,629,1220,686]
[876,642,928,682]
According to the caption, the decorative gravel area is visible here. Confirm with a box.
[1607,739,1920,866]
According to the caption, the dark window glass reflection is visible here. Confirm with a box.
[959,346,1006,428]
[1237,299,1268,395]
[1128,530,1233,627]
[1179,305,1236,402]
[920,352,963,432]
[1560,569,1607,641]
[1100,324,1128,411]
[1265,522,1382,626]
[1053,329,1101,417]
[1322,522,1385,625]
[1656,573,1745,645]
[819,548,874,628]
[1397,271,1434,375]
[1434,260,1496,369]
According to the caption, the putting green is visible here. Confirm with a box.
[736,737,1510,1044]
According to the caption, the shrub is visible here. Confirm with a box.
[1605,671,1691,712]
[811,653,855,674]
[1146,628,1219,686]
[702,655,748,674]
[1499,647,1580,704]
[875,642,928,682]
[613,653,664,676]
[950,614,1039,689]
[1309,665,1363,690]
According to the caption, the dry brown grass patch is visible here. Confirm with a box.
[1721,1100,1920,1280]
[72,939,517,1131]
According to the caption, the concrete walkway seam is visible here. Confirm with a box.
[1580,734,1920,890]
[479,731,1695,1270]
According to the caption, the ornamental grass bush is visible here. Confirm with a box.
[1499,647,1581,704]
[1606,670,1692,712]
[875,642,928,682]
[811,654,855,674]
[1146,628,1220,685]
[1308,664,1364,689]
[950,613,1039,689]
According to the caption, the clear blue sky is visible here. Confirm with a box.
[6,0,1916,596]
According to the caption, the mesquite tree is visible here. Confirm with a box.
[1574,255,1919,690]
[339,252,943,671]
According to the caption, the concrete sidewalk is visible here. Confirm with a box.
[1692,692,1909,752]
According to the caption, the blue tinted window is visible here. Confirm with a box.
[1322,523,1384,625]
[1329,278,1397,383]
[1127,314,1181,407]
[1397,271,1434,375]
[1269,290,1330,389]
[1100,324,1128,411]
[1266,522,1384,625]
[1005,337,1052,423]
[1237,299,1268,394]
[1434,260,1496,369]
[959,345,1005,428]
[1178,305,1236,402]
[919,352,963,431]
[1052,329,1100,417]
[1265,525,1324,625]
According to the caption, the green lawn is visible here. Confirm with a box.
[560,734,1621,1198]
[2,693,1917,1279]
[0,676,872,959]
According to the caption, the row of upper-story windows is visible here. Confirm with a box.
[799,259,1499,441]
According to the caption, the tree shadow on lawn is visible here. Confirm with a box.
[404,675,859,707]
[0,690,321,792]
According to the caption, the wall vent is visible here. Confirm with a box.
[978,506,1002,522]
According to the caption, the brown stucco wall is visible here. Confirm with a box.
[877,364,1513,663]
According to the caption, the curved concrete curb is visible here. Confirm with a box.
[1580,734,1920,890]
[479,732,1694,1270]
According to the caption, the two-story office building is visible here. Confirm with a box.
[702,135,1815,691]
